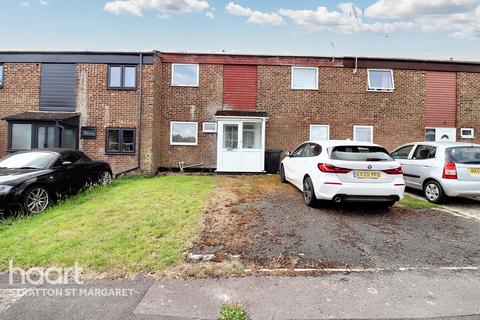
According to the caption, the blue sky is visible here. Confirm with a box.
[1,0,480,61]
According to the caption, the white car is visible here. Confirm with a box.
[280,140,405,207]
[391,142,480,203]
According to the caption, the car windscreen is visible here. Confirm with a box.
[330,146,393,162]
[446,146,480,164]
[0,152,57,169]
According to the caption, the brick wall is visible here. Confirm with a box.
[457,72,480,144]
[155,60,223,169]
[0,63,41,155]
[76,63,155,174]
[258,66,426,153]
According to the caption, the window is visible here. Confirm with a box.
[108,65,137,89]
[170,122,198,145]
[292,144,307,157]
[105,128,136,154]
[291,67,318,90]
[331,146,393,162]
[412,145,437,160]
[202,122,217,133]
[447,146,480,164]
[425,128,436,141]
[310,125,330,141]
[367,69,394,91]
[172,64,199,87]
[0,64,3,87]
[391,145,414,159]
[461,128,475,139]
[242,122,262,149]
[353,125,374,143]
[10,124,32,150]
[81,127,97,139]
[223,124,238,149]
[63,128,77,149]
[302,143,322,157]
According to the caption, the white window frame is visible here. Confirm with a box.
[202,122,217,133]
[367,69,395,92]
[353,125,374,143]
[309,125,330,141]
[171,63,199,87]
[0,64,3,88]
[291,67,319,90]
[461,128,475,139]
[170,121,198,146]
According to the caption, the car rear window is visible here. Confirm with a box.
[331,146,393,162]
[447,146,480,164]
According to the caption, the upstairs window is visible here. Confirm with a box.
[353,125,374,143]
[0,64,3,88]
[108,65,137,89]
[106,128,136,154]
[368,69,394,91]
[292,67,318,90]
[172,64,199,87]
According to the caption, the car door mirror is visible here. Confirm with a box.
[284,151,291,157]
[62,161,72,166]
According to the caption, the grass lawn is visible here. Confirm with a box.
[0,175,217,275]
[396,194,441,209]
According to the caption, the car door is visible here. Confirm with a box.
[284,144,307,188]
[60,151,89,192]
[405,145,437,189]
[391,144,416,186]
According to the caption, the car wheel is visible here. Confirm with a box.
[23,186,50,214]
[424,180,445,204]
[280,165,287,183]
[99,171,113,186]
[303,176,317,207]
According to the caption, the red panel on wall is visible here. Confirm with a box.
[223,65,257,110]
[425,72,457,127]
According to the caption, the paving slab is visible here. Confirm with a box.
[135,272,480,320]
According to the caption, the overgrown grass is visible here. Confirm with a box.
[219,304,248,320]
[0,175,217,275]
[396,194,441,209]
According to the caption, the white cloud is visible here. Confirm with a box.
[104,0,210,17]
[366,0,480,38]
[20,2,30,7]
[205,11,214,19]
[40,0,49,6]
[366,0,477,19]
[279,3,414,34]
[225,2,284,26]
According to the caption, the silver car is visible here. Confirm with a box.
[391,142,480,203]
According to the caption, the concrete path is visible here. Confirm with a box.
[2,270,480,319]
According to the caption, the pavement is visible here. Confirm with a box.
[1,270,480,319]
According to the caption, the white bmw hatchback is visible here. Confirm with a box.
[280,140,406,207]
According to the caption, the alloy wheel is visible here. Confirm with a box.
[26,187,49,214]
[425,183,440,201]
[303,179,313,203]
[100,171,113,185]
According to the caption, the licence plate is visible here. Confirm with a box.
[354,171,381,179]
[469,168,480,175]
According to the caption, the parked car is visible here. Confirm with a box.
[280,140,405,207]
[0,149,113,215]
[391,142,480,203]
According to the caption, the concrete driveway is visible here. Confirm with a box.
[194,175,480,271]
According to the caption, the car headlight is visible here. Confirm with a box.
[0,185,13,195]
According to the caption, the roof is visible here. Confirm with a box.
[403,141,480,147]
[0,51,154,64]
[2,111,80,121]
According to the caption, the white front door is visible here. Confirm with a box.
[217,119,265,172]
[435,128,457,142]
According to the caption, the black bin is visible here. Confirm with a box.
[265,150,282,174]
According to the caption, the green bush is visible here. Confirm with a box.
[219,303,248,320]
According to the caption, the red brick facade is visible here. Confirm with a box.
[1,52,480,173]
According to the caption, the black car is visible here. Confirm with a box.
[0,149,112,215]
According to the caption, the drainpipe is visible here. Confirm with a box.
[137,53,144,170]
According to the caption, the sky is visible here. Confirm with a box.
[1,0,480,61]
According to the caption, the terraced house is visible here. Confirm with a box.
[1,51,480,174]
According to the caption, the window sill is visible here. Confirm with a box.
[170,143,198,146]
[171,84,199,88]
[105,152,136,156]
[367,88,394,92]
[291,87,318,91]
